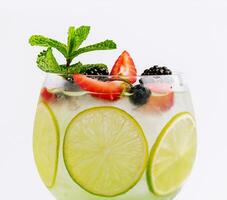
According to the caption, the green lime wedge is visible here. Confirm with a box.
[63,106,148,197]
[33,102,59,188]
[147,112,197,196]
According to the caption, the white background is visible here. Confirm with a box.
[1,0,227,199]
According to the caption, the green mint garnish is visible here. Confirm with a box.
[69,40,117,59]
[67,26,90,57]
[29,36,68,57]
[36,48,107,75]
[29,25,117,76]
[37,48,61,73]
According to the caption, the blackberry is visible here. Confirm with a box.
[129,84,151,106]
[141,65,172,76]
[83,67,109,81]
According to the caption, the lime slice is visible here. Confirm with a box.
[63,106,148,197]
[147,112,197,196]
[33,102,59,188]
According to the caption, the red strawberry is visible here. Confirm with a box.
[140,92,174,112]
[148,92,174,111]
[40,87,56,102]
[141,83,174,111]
[110,51,137,84]
[73,74,125,101]
[146,83,172,93]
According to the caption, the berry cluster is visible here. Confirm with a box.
[40,50,174,110]
[83,67,109,81]
[141,65,172,76]
[130,66,172,106]
[83,67,109,76]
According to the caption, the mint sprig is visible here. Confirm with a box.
[36,48,107,75]
[29,25,117,76]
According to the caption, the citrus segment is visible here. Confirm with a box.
[63,106,148,197]
[147,112,197,196]
[33,102,59,188]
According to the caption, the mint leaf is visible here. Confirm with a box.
[69,40,117,59]
[61,62,82,74]
[67,27,76,56]
[67,26,90,58]
[36,48,80,74]
[74,26,90,51]
[29,35,67,57]
[37,48,59,72]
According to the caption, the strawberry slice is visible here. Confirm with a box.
[141,83,174,111]
[40,87,56,103]
[148,92,174,111]
[110,51,137,84]
[73,74,125,101]
[140,92,174,112]
[146,83,172,93]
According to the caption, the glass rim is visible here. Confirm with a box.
[45,72,183,78]
[43,72,187,93]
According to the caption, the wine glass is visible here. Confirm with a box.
[33,72,197,200]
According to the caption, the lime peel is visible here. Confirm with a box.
[63,106,148,197]
[147,112,197,196]
[33,102,60,188]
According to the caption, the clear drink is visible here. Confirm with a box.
[33,74,197,200]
